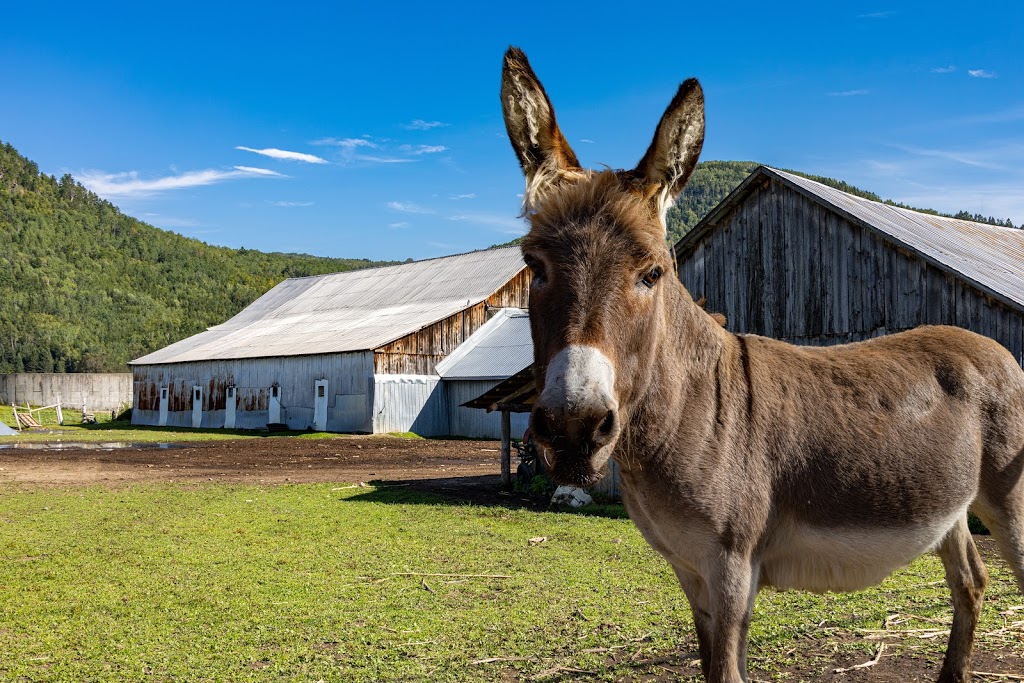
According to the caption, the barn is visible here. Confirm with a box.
[674,166,1024,367]
[435,307,533,439]
[129,247,529,435]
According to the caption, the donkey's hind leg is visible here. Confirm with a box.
[935,516,989,683]
[973,457,1024,592]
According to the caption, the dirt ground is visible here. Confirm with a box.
[1,434,1021,681]
[0,434,500,485]
[0,434,535,507]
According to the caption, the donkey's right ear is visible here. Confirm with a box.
[501,47,581,211]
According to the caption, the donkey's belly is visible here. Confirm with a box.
[760,508,965,592]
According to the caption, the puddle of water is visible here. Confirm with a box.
[0,442,181,451]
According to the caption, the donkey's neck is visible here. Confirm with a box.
[617,280,730,473]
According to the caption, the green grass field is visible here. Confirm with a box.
[0,404,368,443]
[1,482,1021,682]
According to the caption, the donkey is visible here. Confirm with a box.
[500,46,1024,683]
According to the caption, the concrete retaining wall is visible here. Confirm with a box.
[0,373,133,412]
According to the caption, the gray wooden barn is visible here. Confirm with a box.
[129,247,529,434]
[674,167,1024,366]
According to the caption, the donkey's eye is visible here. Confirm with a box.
[640,266,663,288]
[524,255,547,284]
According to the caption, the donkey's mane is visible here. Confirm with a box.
[524,170,664,250]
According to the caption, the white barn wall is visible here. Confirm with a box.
[447,380,529,439]
[132,352,375,431]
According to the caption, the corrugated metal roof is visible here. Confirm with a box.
[435,308,533,380]
[131,247,526,365]
[768,168,1024,310]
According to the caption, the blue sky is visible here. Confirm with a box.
[2,2,1021,261]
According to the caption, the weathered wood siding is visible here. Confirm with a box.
[676,178,1024,366]
[372,272,530,375]
[131,352,375,431]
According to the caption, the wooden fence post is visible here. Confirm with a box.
[500,410,511,489]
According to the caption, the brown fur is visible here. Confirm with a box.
[502,47,1024,683]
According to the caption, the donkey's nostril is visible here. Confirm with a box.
[531,408,552,442]
[599,410,616,435]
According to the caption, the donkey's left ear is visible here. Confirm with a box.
[633,78,705,225]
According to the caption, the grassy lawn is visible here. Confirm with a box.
[1,484,1021,682]
[0,405,359,443]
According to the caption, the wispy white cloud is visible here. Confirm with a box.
[400,144,448,155]
[828,89,869,97]
[313,136,420,165]
[857,10,894,18]
[828,138,1024,225]
[79,166,284,198]
[311,137,377,148]
[449,213,526,233]
[931,65,957,74]
[579,139,595,143]
[141,213,200,228]
[313,135,447,165]
[888,141,1022,172]
[968,69,996,79]
[268,200,315,207]
[357,155,415,164]
[233,166,284,176]
[235,146,327,164]
[450,193,476,200]
[388,201,435,214]
[388,222,410,229]
[402,119,447,130]
[948,106,1024,126]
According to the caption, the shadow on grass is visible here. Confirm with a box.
[344,475,630,519]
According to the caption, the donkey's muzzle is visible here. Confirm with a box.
[530,401,620,487]
[530,344,621,487]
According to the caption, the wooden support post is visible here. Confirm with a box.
[500,409,511,489]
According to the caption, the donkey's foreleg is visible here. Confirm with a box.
[706,551,759,683]
[673,566,713,679]
[936,517,989,683]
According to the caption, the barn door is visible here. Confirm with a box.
[313,380,329,431]
[224,385,236,429]
[269,386,282,424]
[192,385,203,429]
[158,387,169,427]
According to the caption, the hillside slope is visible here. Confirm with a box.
[0,141,389,373]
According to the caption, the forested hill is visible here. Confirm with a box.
[0,141,390,373]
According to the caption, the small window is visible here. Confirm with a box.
[318,385,325,398]
[194,388,201,400]
[272,386,279,398]
[160,388,168,399]
[227,386,235,398]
